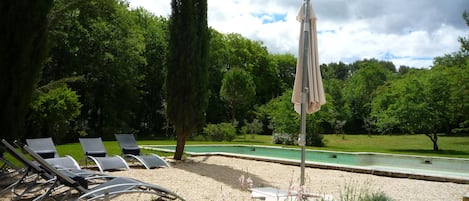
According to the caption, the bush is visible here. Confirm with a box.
[362,192,394,201]
[261,90,326,147]
[241,119,263,134]
[306,131,325,147]
[272,133,294,145]
[29,85,82,143]
[203,122,237,142]
[340,180,394,201]
[272,131,324,147]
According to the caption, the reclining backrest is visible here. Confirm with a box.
[26,137,59,159]
[115,134,140,155]
[79,138,107,157]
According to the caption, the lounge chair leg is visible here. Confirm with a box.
[104,190,110,201]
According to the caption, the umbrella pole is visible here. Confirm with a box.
[299,0,310,187]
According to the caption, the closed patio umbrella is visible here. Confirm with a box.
[291,0,326,186]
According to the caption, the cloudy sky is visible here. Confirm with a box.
[128,0,468,68]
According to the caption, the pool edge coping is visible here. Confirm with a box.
[142,144,469,184]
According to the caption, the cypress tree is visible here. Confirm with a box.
[0,0,53,141]
[167,0,209,160]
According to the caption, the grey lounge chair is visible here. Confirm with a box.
[26,137,59,158]
[0,145,21,177]
[0,145,23,190]
[23,144,185,201]
[26,137,81,170]
[79,137,130,173]
[115,134,170,169]
[0,139,56,200]
[0,144,24,194]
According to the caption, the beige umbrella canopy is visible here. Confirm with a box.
[291,0,325,115]
[291,0,326,186]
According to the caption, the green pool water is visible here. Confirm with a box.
[143,145,469,182]
[154,145,358,166]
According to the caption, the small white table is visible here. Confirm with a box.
[250,187,297,201]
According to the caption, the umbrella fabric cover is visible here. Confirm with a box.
[291,2,326,114]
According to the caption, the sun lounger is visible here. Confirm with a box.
[26,137,59,158]
[115,133,170,169]
[0,139,56,199]
[1,139,121,200]
[26,137,81,170]
[79,137,130,173]
[0,144,24,192]
[23,144,185,200]
[0,145,21,177]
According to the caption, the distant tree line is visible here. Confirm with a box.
[3,0,467,152]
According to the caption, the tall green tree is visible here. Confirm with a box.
[270,54,296,90]
[131,9,170,136]
[458,11,469,54]
[44,0,146,138]
[220,67,256,122]
[343,60,393,133]
[321,62,350,81]
[371,70,452,151]
[223,33,280,104]
[206,29,232,124]
[167,0,209,160]
[0,0,53,141]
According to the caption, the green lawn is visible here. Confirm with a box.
[117,134,469,158]
[4,134,469,167]
[318,134,469,158]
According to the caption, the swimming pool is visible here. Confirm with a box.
[142,145,469,184]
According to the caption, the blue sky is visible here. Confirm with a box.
[128,0,469,68]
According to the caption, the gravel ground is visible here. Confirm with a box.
[107,156,469,201]
[1,155,467,200]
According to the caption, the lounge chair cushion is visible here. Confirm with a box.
[36,151,56,159]
[85,151,106,157]
[122,147,140,155]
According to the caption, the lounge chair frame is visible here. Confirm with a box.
[79,137,130,173]
[23,145,185,201]
[115,134,170,169]
[26,137,81,170]
[0,146,22,180]
[0,139,57,200]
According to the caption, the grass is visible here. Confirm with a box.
[53,134,469,159]
[320,134,469,158]
[4,134,469,167]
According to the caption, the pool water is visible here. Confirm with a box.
[159,145,357,165]
[143,145,469,183]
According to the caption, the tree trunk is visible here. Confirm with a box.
[425,133,439,151]
[173,127,187,160]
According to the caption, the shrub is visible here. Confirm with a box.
[306,131,325,147]
[29,85,82,143]
[340,180,394,201]
[362,192,394,201]
[271,132,324,146]
[272,133,294,145]
[262,90,326,147]
[203,122,237,142]
[241,119,263,134]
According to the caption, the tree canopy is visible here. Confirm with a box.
[2,0,467,153]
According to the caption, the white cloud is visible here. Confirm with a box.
[128,0,468,68]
